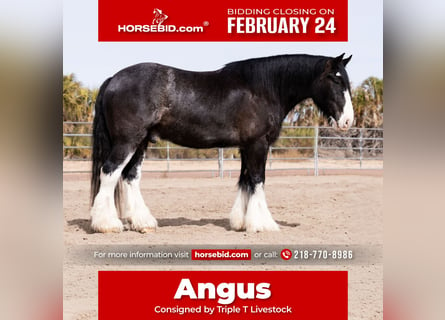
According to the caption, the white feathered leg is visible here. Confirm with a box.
[230,188,249,230]
[121,164,157,233]
[90,154,133,233]
[245,183,280,233]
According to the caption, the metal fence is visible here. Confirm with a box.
[63,122,383,176]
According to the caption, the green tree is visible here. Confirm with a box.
[63,74,97,158]
[352,77,383,128]
[63,74,97,122]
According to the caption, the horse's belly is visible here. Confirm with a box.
[154,123,240,149]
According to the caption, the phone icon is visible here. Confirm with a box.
[281,249,292,260]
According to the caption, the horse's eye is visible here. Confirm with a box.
[329,74,341,84]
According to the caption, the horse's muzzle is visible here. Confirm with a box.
[337,118,352,131]
[329,117,352,131]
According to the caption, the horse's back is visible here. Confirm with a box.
[106,63,165,94]
[101,62,279,149]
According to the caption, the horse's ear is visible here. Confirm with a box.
[342,55,352,67]
[324,54,345,74]
[334,53,345,65]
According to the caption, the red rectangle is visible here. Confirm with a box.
[192,249,251,260]
[99,0,348,42]
[98,271,347,319]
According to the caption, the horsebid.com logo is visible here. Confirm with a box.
[117,8,206,33]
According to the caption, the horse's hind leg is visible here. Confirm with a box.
[90,144,134,233]
[121,143,158,233]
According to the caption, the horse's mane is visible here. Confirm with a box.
[223,54,328,103]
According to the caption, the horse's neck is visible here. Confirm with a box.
[227,56,320,116]
[276,69,315,116]
[283,82,313,112]
[271,59,317,108]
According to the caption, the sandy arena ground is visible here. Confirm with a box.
[64,172,383,320]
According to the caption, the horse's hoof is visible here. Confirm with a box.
[91,217,123,233]
[246,226,280,233]
[102,227,123,233]
[91,224,123,233]
[245,219,280,233]
[230,216,246,231]
[139,227,156,234]
[127,212,158,233]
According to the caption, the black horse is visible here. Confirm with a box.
[90,53,353,233]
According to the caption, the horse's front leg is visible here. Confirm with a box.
[244,180,280,233]
[230,150,249,231]
[231,140,280,233]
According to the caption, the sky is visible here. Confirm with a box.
[63,0,383,89]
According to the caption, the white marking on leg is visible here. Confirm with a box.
[122,164,157,233]
[338,90,354,130]
[245,183,280,233]
[90,153,133,233]
[230,188,249,231]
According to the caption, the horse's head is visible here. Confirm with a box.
[312,53,353,130]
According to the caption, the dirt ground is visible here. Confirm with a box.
[64,173,383,320]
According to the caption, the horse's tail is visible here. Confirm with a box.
[90,77,115,207]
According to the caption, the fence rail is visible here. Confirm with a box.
[63,122,383,176]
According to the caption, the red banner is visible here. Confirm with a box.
[98,271,348,319]
[98,0,348,42]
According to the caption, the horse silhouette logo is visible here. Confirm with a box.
[152,8,168,25]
